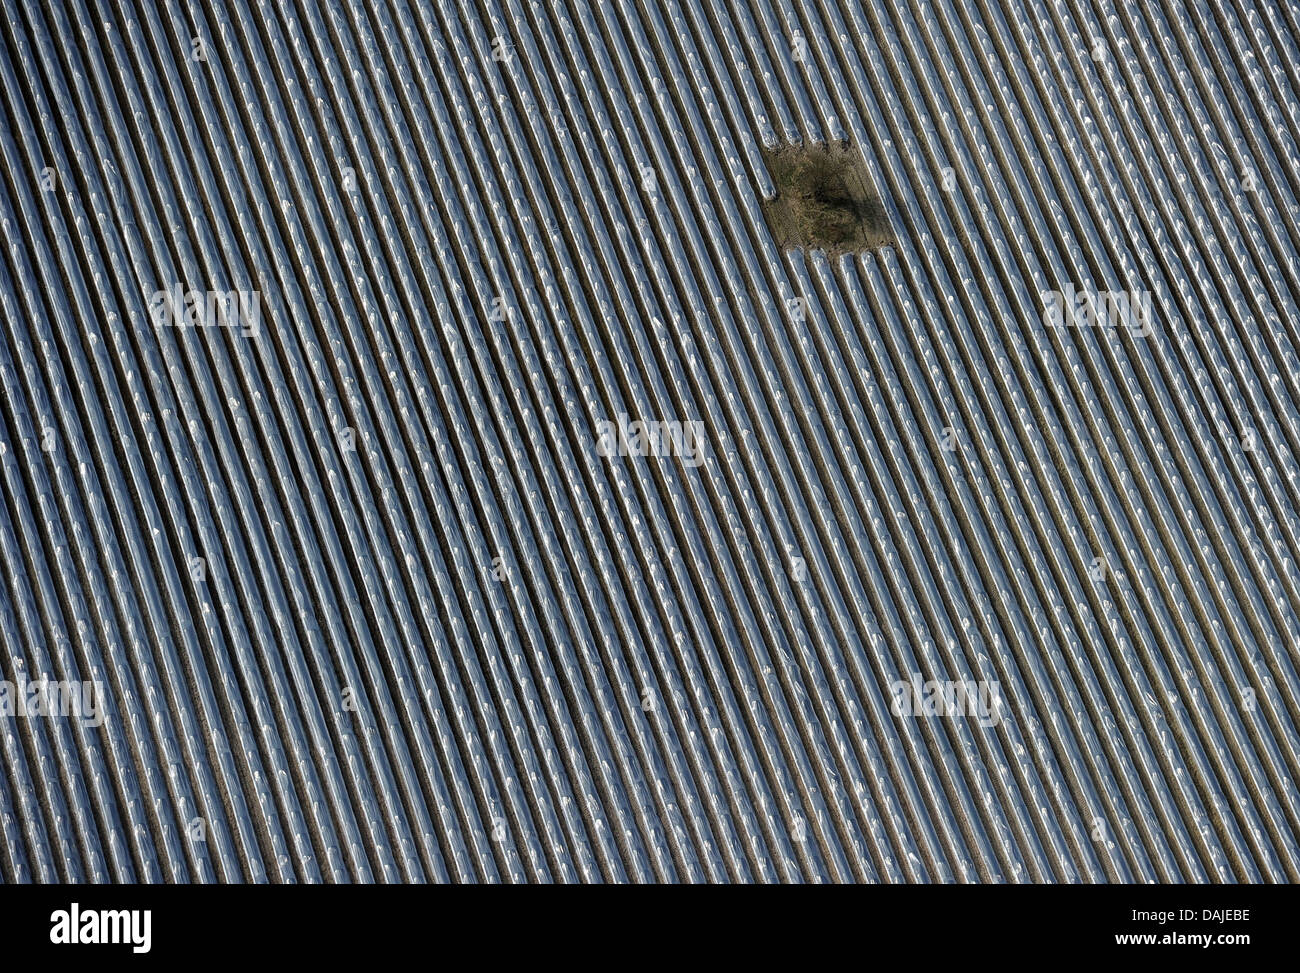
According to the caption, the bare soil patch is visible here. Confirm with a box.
[760,142,891,255]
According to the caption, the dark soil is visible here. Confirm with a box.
[759,142,892,255]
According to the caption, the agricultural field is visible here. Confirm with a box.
[0,0,1298,888]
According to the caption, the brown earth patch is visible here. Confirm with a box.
[759,142,891,255]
